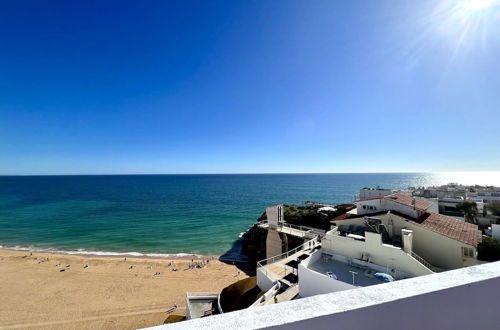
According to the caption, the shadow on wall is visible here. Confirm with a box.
[219,236,255,276]
[219,277,264,313]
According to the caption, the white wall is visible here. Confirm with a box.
[492,224,500,240]
[152,261,500,330]
[355,198,421,218]
[381,214,473,270]
[355,199,383,215]
[382,199,419,218]
[359,188,393,200]
[333,213,476,270]
[257,267,276,292]
[298,251,355,298]
[322,232,432,276]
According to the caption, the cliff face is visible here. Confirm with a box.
[242,224,268,265]
[242,203,355,265]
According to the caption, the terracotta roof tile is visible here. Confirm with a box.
[331,213,350,221]
[383,193,433,210]
[411,212,482,247]
[330,210,482,247]
[357,193,433,210]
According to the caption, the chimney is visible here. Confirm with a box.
[402,229,413,254]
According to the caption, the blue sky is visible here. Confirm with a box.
[1,0,499,174]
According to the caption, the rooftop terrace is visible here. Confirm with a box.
[149,260,500,330]
[307,257,386,287]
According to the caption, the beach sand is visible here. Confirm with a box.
[0,249,246,330]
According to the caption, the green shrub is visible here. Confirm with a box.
[477,237,500,262]
[164,315,185,324]
[219,276,264,312]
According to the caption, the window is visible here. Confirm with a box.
[462,247,474,258]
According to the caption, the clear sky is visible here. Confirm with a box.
[1,0,499,175]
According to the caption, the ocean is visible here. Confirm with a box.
[0,173,498,256]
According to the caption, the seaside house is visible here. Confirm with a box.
[330,192,482,270]
[358,187,409,200]
[297,225,436,298]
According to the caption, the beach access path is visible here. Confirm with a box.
[0,249,245,330]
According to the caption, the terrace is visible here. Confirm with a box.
[306,257,385,287]
[150,261,500,330]
[298,247,414,298]
[185,292,220,320]
[256,237,321,291]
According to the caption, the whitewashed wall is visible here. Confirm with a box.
[256,267,275,292]
[297,251,355,297]
[151,261,500,330]
[333,212,475,270]
[322,232,432,276]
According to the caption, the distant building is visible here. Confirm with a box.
[358,187,395,200]
[466,190,500,204]
[410,184,500,224]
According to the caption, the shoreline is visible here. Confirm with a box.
[0,249,245,329]
[0,245,220,260]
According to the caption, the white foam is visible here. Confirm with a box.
[0,244,202,258]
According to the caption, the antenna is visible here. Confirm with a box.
[349,270,357,285]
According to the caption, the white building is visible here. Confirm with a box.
[331,193,482,270]
[358,187,413,200]
[466,190,500,204]
[297,227,434,298]
[149,261,500,330]
[358,187,395,200]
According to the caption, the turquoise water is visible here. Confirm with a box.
[0,173,498,255]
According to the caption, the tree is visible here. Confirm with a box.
[456,201,478,224]
[477,237,500,262]
[486,201,500,217]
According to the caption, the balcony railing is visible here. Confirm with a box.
[410,251,442,273]
[257,236,320,269]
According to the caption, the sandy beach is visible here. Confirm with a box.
[0,249,246,330]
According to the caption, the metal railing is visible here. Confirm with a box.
[258,220,325,237]
[280,223,325,236]
[410,251,442,273]
[257,236,320,269]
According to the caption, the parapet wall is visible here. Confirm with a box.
[149,260,500,330]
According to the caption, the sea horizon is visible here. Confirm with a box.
[2,170,500,176]
[1,172,499,256]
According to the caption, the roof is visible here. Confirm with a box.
[330,210,482,247]
[357,193,433,211]
[411,212,482,247]
[357,195,387,202]
[385,193,433,210]
[331,213,350,221]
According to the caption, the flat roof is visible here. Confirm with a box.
[187,296,218,319]
[148,261,500,330]
[307,258,386,287]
